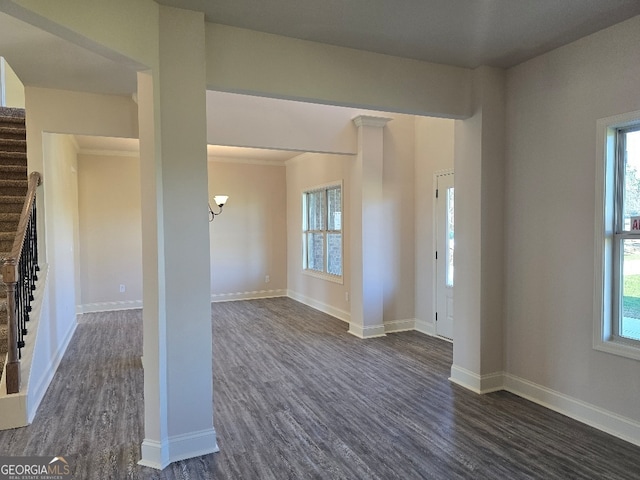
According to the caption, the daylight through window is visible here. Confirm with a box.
[302,184,342,278]
[614,126,640,343]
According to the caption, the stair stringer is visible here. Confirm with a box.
[0,265,77,429]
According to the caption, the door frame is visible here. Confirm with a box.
[433,168,454,342]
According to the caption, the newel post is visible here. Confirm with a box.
[2,259,20,394]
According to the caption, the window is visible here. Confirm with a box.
[595,111,640,360]
[613,126,640,343]
[302,184,342,280]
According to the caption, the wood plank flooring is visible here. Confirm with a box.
[0,297,639,479]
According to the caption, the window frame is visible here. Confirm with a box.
[302,182,343,284]
[594,110,640,361]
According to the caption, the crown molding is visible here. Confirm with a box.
[352,115,392,128]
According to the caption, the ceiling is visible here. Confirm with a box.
[0,0,639,97]
[2,1,640,160]
[156,0,640,68]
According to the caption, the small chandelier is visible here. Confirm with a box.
[209,195,229,222]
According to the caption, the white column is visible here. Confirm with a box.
[349,115,391,338]
[137,6,217,470]
[451,66,506,393]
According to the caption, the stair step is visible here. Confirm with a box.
[0,118,25,128]
[0,138,26,153]
[0,213,20,232]
[0,196,24,214]
[0,164,27,180]
[0,232,14,252]
[0,126,26,139]
[0,151,27,166]
[0,108,26,123]
[0,179,28,198]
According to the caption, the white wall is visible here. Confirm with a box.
[26,133,81,414]
[77,152,142,311]
[381,114,416,325]
[505,16,640,423]
[0,57,24,108]
[208,158,287,300]
[205,24,471,118]
[286,152,352,320]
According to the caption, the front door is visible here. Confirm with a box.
[435,172,454,340]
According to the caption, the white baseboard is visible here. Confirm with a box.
[286,290,350,323]
[139,428,219,470]
[503,373,640,448]
[348,323,386,339]
[27,318,77,423]
[78,300,143,314]
[384,318,416,333]
[449,365,504,394]
[415,318,436,336]
[211,289,287,303]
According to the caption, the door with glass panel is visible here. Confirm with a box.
[436,172,454,340]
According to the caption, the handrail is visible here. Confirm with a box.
[1,171,41,394]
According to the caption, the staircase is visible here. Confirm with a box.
[0,107,28,383]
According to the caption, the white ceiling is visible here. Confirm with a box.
[0,12,137,95]
[1,1,639,97]
[3,1,640,160]
[156,0,640,68]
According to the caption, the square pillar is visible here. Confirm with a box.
[349,115,391,338]
[137,6,217,470]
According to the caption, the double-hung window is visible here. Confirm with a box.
[613,126,640,343]
[302,184,342,280]
[595,112,640,360]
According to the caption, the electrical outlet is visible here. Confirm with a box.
[345,291,349,302]
[119,284,126,293]
[265,275,270,283]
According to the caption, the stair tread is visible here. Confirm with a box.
[0,179,28,185]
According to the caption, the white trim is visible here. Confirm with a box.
[384,318,416,333]
[286,289,350,323]
[0,57,5,107]
[208,156,287,167]
[449,365,504,394]
[22,265,77,422]
[594,110,640,361]
[78,149,139,158]
[414,318,436,336]
[352,115,392,128]
[504,373,640,448]
[139,439,168,470]
[139,429,219,470]
[302,269,344,284]
[68,134,80,153]
[27,317,77,423]
[285,151,356,167]
[348,323,386,339]
[77,300,143,314]
[434,169,454,341]
[211,289,287,303]
[302,181,344,280]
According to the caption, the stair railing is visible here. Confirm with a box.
[1,171,41,394]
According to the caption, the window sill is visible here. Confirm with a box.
[302,269,343,285]
[593,338,640,362]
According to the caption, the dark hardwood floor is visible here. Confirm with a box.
[0,297,638,479]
